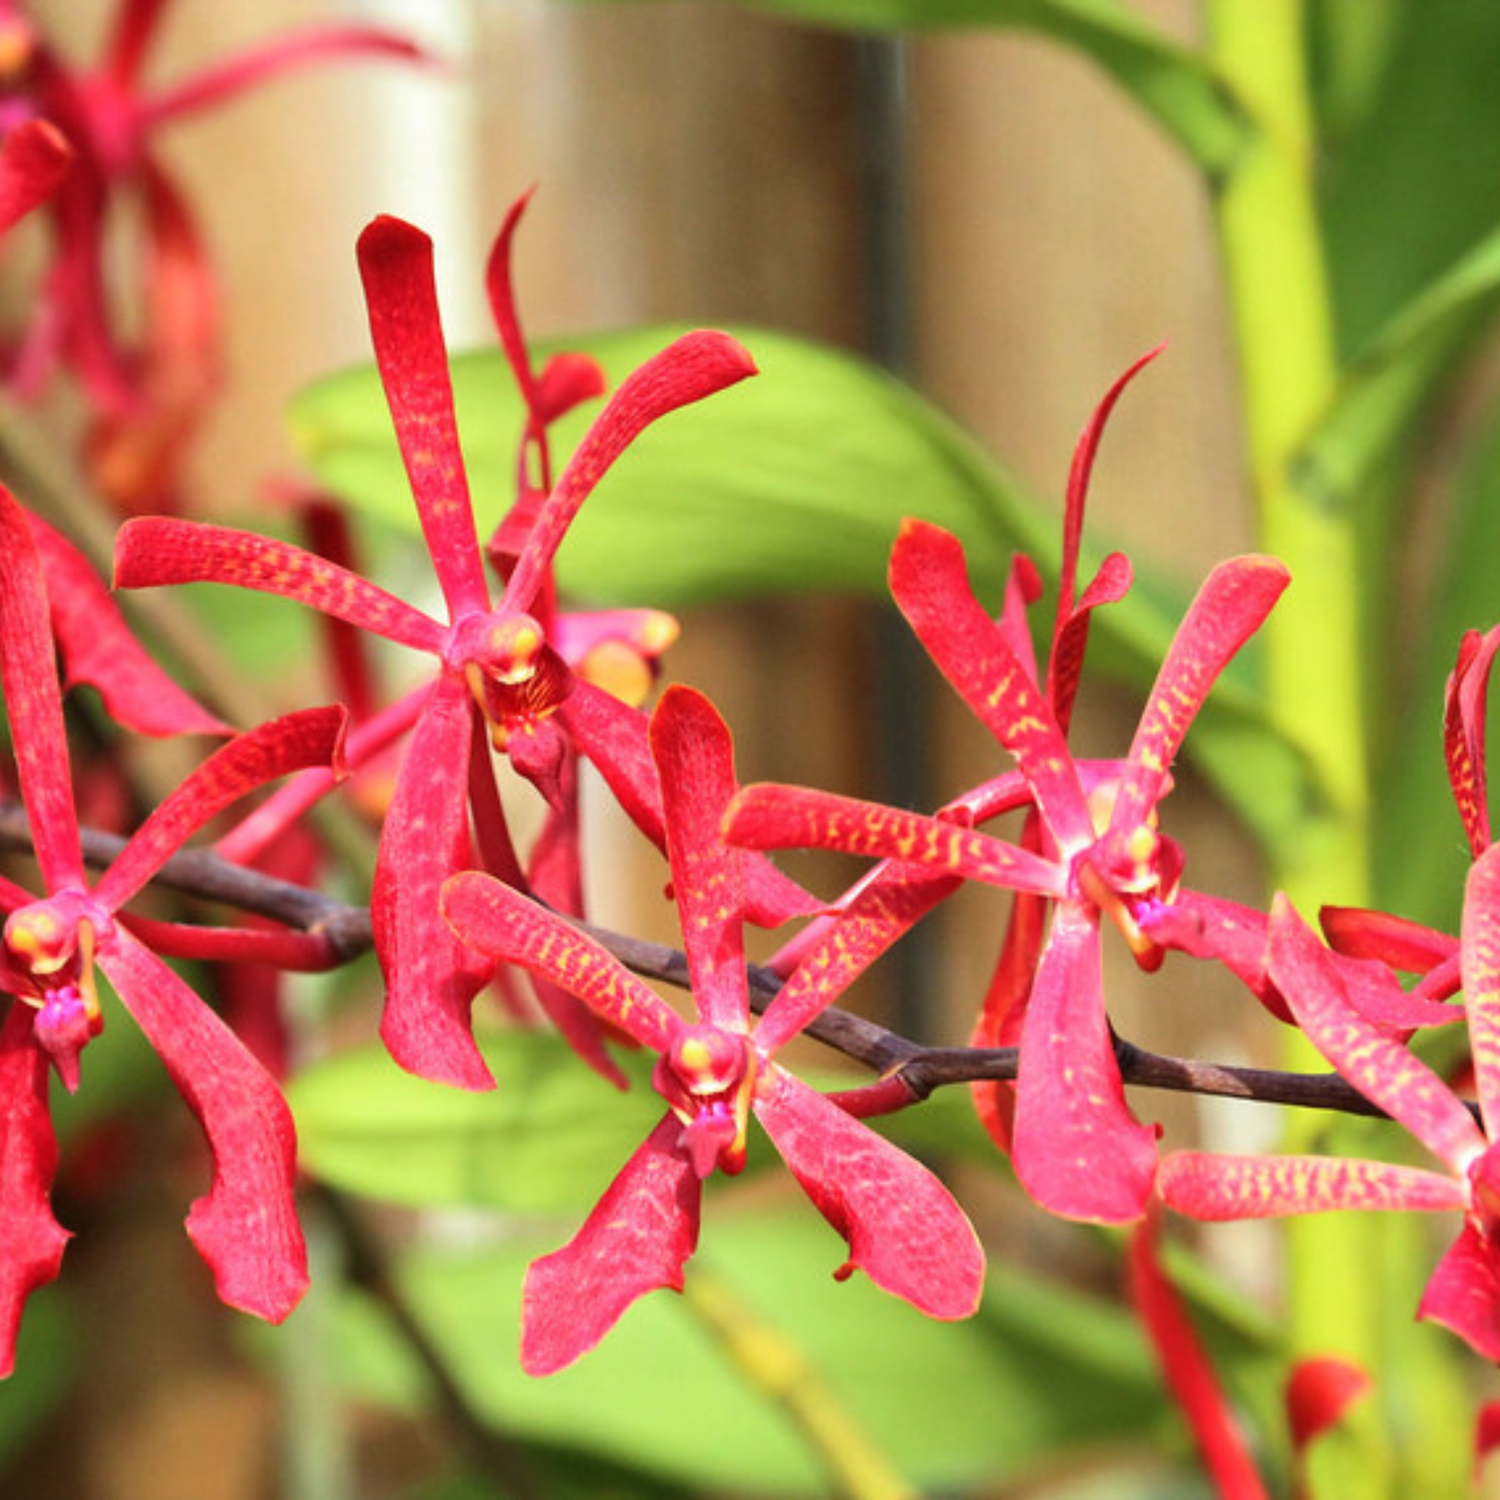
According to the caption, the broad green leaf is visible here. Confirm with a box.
[332,1205,1169,1495]
[292,325,1039,610]
[289,1032,663,1214]
[569,0,1250,176]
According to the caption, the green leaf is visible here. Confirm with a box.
[333,1205,1169,1495]
[289,1032,664,1215]
[1291,220,1500,519]
[292,324,1043,610]
[570,0,1250,176]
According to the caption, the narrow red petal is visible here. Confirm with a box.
[1445,625,1500,856]
[650,687,749,1030]
[93,707,346,913]
[521,1114,699,1375]
[758,865,958,1055]
[1011,902,1157,1223]
[440,870,683,1054]
[890,519,1093,849]
[724,784,1067,897]
[1418,1219,1500,1363]
[1321,903,1457,974]
[1462,843,1500,1139]
[0,119,71,238]
[562,685,822,927]
[1111,556,1289,832]
[114,518,446,654]
[357,215,490,621]
[1268,895,1483,1173]
[1054,347,1164,647]
[98,930,307,1322]
[0,487,83,889]
[501,331,757,614]
[0,1005,68,1379]
[1126,1211,1269,1500]
[373,672,491,1090]
[29,513,229,736]
[139,27,430,128]
[754,1066,983,1319]
[1158,1150,1466,1220]
[1049,550,1133,735]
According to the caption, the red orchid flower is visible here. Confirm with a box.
[727,514,1289,1223]
[1158,878,1500,1363]
[440,685,984,1375]
[0,0,425,510]
[116,206,809,1092]
[0,483,346,1375]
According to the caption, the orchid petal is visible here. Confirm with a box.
[373,671,490,1090]
[1110,556,1289,832]
[890,519,1092,849]
[1135,890,1292,1024]
[1158,1150,1467,1220]
[501,331,757,614]
[1321,904,1457,975]
[1054,346,1163,644]
[1462,843,1500,1138]
[562,685,821,927]
[521,1114,699,1375]
[1268,896,1483,1173]
[651,687,749,1031]
[1050,550,1133,736]
[0,118,71,238]
[356,216,490,620]
[93,707,346,913]
[114,518,446,654]
[0,1005,68,1379]
[440,870,684,1054]
[1125,1211,1268,1500]
[753,1066,983,1319]
[724,784,1067,897]
[1445,625,1500,855]
[98,929,307,1322]
[28,512,229,736]
[139,27,429,129]
[758,865,958,1056]
[1418,1219,1500,1363]
[0,487,82,889]
[1011,902,1157,1223]
[485,186,545,419]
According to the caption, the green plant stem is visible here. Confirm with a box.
[683,1267,914,1499]
[1206,1,1386,1489]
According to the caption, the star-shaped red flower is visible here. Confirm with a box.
[441,685,983,1374]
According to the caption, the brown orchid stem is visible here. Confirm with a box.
[0,800,1449,1129]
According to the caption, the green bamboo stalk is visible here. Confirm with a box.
[1204,1,1386,1489]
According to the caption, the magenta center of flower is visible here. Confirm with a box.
[1469,1145,1500,1238]
[3,895,107,1091]
[652,1024,757,1180]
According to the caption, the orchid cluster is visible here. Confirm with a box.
[6,3,1500,1491]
